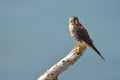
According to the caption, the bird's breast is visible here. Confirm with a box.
[69,24,76,36]
[69,24,80,41]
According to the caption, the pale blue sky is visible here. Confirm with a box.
[0,0,120,80]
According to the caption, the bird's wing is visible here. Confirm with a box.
[76,23,93,43]
[78,24,90,39]
[76,24,105,60]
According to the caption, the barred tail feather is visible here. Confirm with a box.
[87,43,105,61]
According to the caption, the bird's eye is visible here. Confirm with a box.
[70,20,73,22]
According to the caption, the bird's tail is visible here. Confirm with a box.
[87,43,105,61]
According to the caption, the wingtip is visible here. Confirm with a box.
[103,59,105,61]
[101,57,105,61]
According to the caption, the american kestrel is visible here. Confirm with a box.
[69,16,105,60]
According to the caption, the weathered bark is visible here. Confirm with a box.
[37,45,87,80]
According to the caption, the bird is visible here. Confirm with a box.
[69,16,105,61]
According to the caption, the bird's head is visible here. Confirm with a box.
[69,16,79,25]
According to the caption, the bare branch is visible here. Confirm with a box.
[37,45,87,80]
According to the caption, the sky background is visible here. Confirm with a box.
[0,0,120,80]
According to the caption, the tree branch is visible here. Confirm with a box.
[37,45,87,80]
